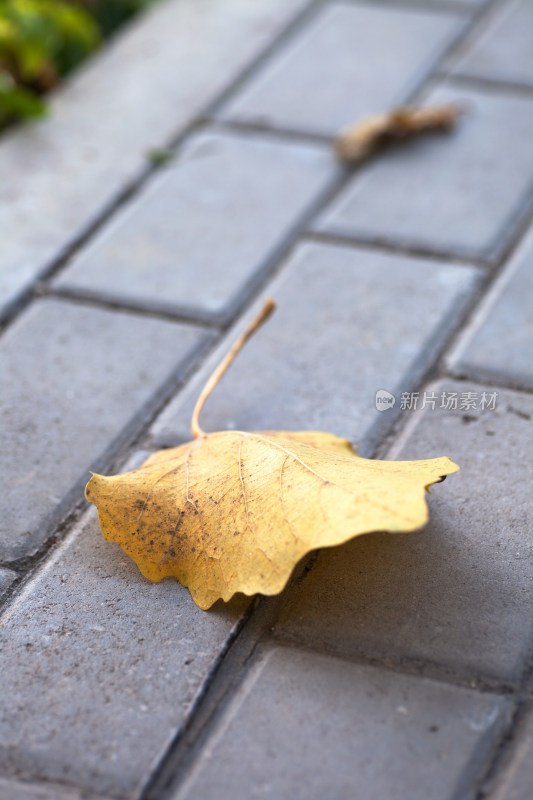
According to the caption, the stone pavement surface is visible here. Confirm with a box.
[0,0,532,798]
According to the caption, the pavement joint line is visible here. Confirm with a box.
[143,257,533,460]
[452,711,517,800]
[207,117,334,147]
[0,499,87,613]
[43,286,225,331]
[478,701,533,799]
[444,367,533,396]
[489,182,533,267]
[384,377,533,464]
[304,229,493,269]
[487,649,533,785]
[437,0,513,63]
[266,638,522,697]
[332,0,474,19]
[392,0,489,107]
[138,599,278,800]
[367,281,488,458]
[357,0,478,13]
[0,444,151,604]
[441,72,533,98]
[134,602,262,800]
[434,198,533,390]
[471,698,529,800]
[364,267,485,455]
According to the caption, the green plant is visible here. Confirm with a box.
[88,0,156,36]
[0,0,158,127]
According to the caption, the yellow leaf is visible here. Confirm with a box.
[85,300,459,610]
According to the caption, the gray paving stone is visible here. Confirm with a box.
[0,568,17,597]
[0,0,309,319]
[174,646,509,800]
[275,381,533,683]
[316,83,533,262]
[218,2,464,136]
[450,225,533,389]
[490,706,533,800]
[150,241,479,454]
[0,298,210,563]
[0,506,247,798]
[450,0,533,86]
[53,131,334,323]
[0,776,106,800]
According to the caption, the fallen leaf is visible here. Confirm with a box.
[334,104,462,165]
[86,301,459,610]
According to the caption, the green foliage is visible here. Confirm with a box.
[0,70,46,120]
[0,0,158,127]
[89,0,156,37]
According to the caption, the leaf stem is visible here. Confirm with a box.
[191,299,276,438]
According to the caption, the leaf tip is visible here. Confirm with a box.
[85,472,107,504]
[424,457,460,492]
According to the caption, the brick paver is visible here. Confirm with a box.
[173,647,509,800]
[1,0,532,798]
[54,131,334,323]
